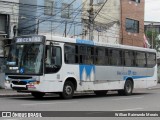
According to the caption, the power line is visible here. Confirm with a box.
[19,0,77,31]
[66,0,88,36]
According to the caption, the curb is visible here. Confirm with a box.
[147,87,160,90]
[0,94,31,97]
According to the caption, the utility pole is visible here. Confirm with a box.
[64,21,67,37]
[89,0,94,40]
[151,22,154,49]
[36,19,39,34]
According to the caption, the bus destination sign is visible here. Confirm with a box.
[16,37,42,43]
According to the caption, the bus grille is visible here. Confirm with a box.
[12,87,28,90]
[12,81,27,85]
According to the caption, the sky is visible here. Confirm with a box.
[145,0,160,22]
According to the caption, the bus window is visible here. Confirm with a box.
[147,53,156,68]
[124,50,135,67]
[109,49,122,66]
[79,45,94,64]
[45,46,62,73]
[64,44,78,64]
[135,52,146,67]
[95,47,105,65]
[105,48,109,65]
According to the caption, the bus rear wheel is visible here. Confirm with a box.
[94,90,108,96]
[118,80,133,96]
[31,92,45,98]
[60,81,74,99]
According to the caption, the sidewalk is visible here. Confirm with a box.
[0,84,160,97]
[0,89,31,97]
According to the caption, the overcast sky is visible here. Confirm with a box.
[145,0,160,22]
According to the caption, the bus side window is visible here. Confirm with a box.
[95,47,105,65]
[135,52,146,67]
[124,50,135,67]
[64,44,78,64]
[147,53,156,68]
[45,46,51,65]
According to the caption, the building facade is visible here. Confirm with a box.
[0,0,19,88]
[120,0,145,47]
[18,0,145,47]
[0,0,19,56]
[82,0,145,47]
[18,0,83,39]
[82,0,121,44]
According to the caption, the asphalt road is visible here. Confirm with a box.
[0,88,160,120]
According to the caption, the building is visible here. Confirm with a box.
[82,0,121,44]
[82,0,145,47]
[0,0,19,56]
[121,0,144,47]
[18,0,83,39]
[0,0,19,88]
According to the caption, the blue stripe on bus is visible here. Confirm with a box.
[123,76,151,80]
[19,80,36,84]
[76,39,94,45]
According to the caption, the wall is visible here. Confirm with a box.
[19,0,83,39]
[121,0,145,47]
[82,0,121,44]
[18,0,37,35]
[0,0,19,88]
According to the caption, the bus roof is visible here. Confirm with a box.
[45,35,156,53]
[30,35,156,53]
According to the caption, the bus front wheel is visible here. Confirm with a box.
[60,81,74,99]
[118,80,133,96]
[31,92,45,98]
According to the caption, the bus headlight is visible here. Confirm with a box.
[5,80,11,84]
[28,81,40,85]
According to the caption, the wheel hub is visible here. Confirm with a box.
[65,86,72,95]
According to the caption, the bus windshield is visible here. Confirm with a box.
[6,43,44,75]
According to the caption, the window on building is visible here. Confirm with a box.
[44,0,54,15]
[0,14,7,33]
[126,18,139,33]
[131,0,140,3]
[61,3,72,19]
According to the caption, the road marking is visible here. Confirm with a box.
[112,96,144,101]
[22,101,78,106]
[114,107,144,111]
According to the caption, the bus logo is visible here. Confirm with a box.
[20,68,24,73]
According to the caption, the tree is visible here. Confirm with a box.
[146,30,160,52]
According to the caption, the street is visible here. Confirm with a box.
[0,88,160,112]
[0,88,160,120]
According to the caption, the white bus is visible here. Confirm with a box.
[5,35,157,99]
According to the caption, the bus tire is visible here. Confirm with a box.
[31,92,45,98]
[118,80,133,96]
[124,80,133,95]
[94,90,108,96]
[118,90,125,96]
[60,81,74,99]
